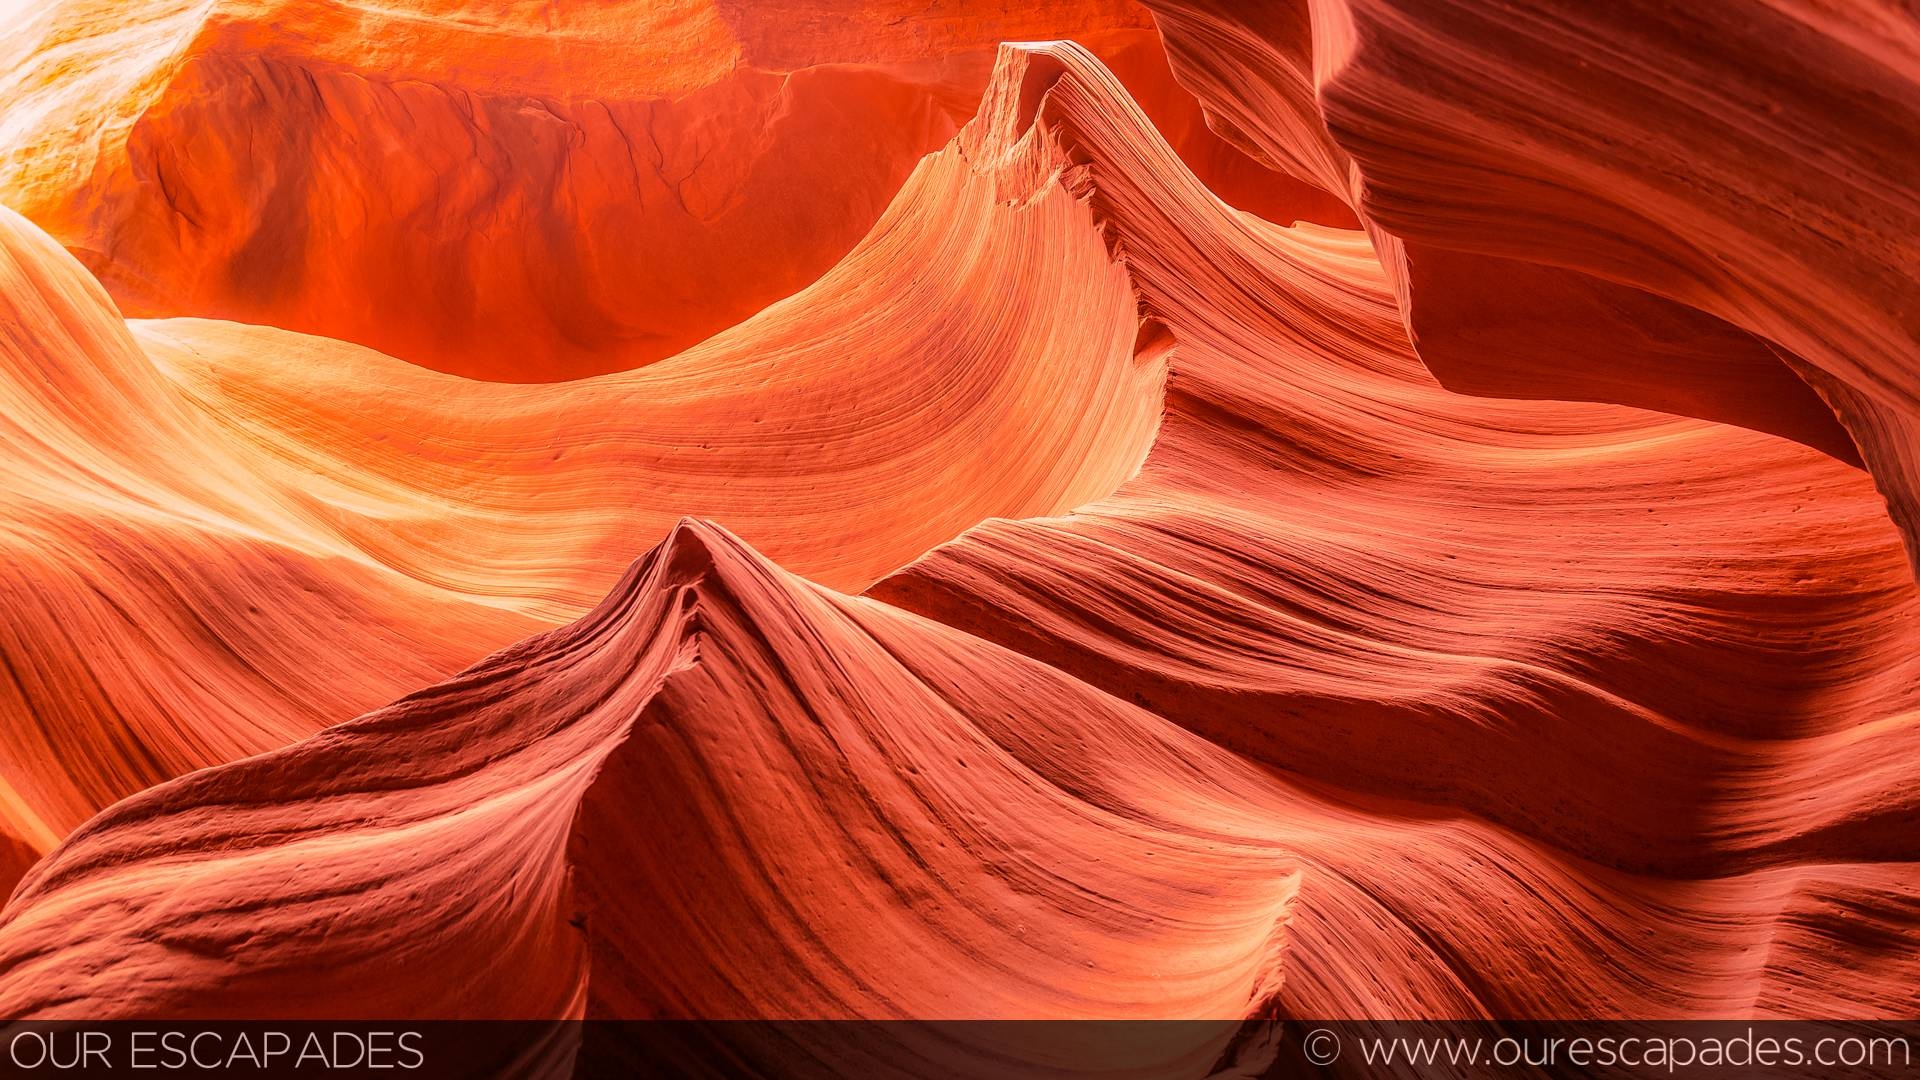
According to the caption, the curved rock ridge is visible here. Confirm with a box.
[0,0,1312,381]
[131,131,1166,610]
[0,202,545,889]
[0,120,1164,891]
[0,0,1913,1038]
[1139,0,1920,576]
[0,0,1148,379]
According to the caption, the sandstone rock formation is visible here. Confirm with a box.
[0,0,1915,1063]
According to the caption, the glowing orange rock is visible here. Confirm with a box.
[0,78,1165,892]
[0,0,1915,1042]
[0,0,1157,380]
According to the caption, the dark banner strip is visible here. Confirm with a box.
[0,1020,1914,1079]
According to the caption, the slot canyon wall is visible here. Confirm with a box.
[0,0,1915,1070]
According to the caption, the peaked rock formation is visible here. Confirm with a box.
[0,521,1296,1080]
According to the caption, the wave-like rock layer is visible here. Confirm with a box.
[0,0,1916,1053]
[0,114,1164,887]
[1138,0,1920,572]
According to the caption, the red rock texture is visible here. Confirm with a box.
[1140,0,1920,569]
[0,0,1916,1045]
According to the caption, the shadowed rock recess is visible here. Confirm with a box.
[0,0,1916,1070]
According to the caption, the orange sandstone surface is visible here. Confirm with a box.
[0,0,1308,380]
[0,0,1916,1060]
